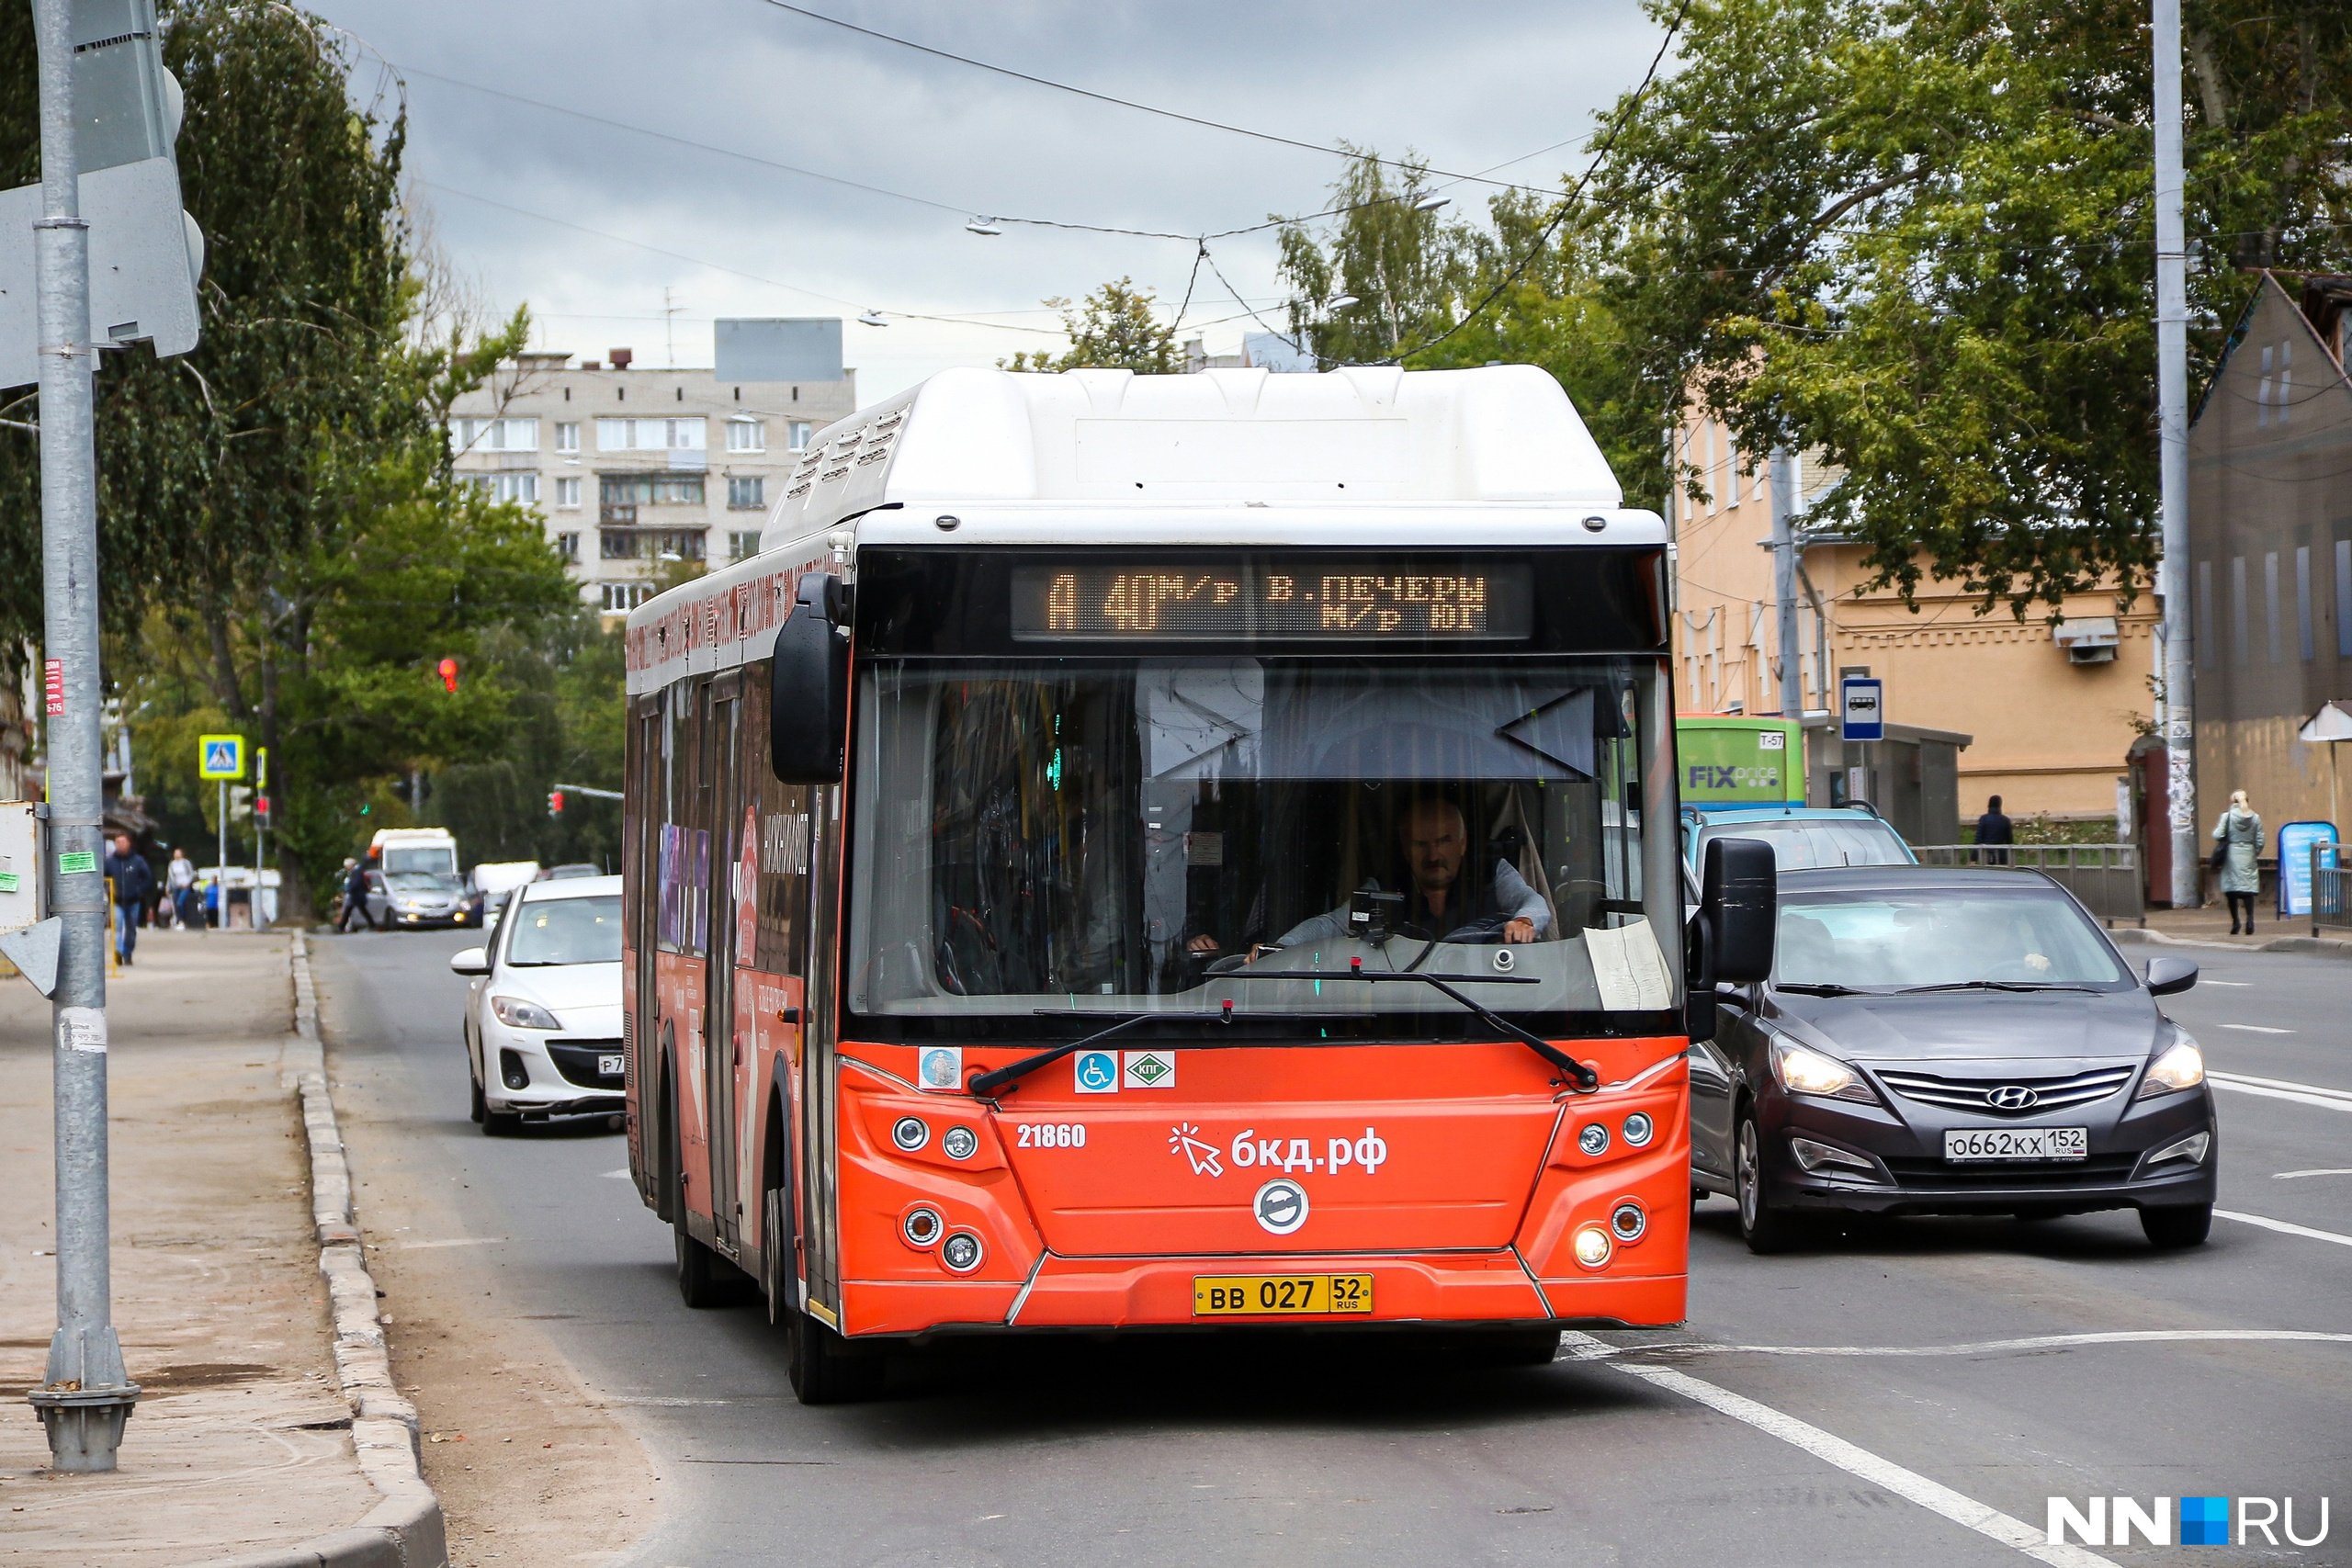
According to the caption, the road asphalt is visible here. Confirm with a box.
[314,931,2352,1567]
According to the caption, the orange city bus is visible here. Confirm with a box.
[621,365,1773,1402]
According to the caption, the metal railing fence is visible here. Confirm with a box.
[2312,844,2351,936]
[1910,843,2145,924]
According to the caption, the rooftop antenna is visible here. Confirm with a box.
[662,286,686,368]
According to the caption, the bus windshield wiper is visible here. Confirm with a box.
[1774,982,1867,997]
[1245,960,1599,1091]
[967,1005,1233,1099]
[1894,980,2100,995]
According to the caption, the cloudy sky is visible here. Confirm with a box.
[308,0,1667,406]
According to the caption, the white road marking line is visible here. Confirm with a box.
[2216,1209,2352,1248]
[2202,979,2252,986]
[2211,1069,2352,1100]
[2218,1023,2293,1034]
[2274,1168,2352,1179]
[398,1237,508,1249]
[2209,1072,2352,1113]
[1568,1338,2112,1568]
[1598,1328,2352,1359]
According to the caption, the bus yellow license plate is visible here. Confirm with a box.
[1193,1274,1374,1316]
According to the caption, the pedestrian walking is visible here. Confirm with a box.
[338,855,378,933]
[1974,794,2015,866]
[166,846,198,930]
[2212,789,2265,934]
[104,832,153,965]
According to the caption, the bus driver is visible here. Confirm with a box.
[1188,795,1551,959]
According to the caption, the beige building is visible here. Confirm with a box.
[1670,409,2155,829]
[447,340,856,614]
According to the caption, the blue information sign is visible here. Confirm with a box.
[1839,678,1884,743]
[2277,819,2337,918]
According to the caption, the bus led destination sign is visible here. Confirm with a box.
[1011,561,1533,641]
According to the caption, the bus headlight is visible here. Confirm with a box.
[1578,1122,1610,1156]
[901,1207,943,1248]
[940,1232,984,1273]
[1623,1112,1655,1147]
[890,1116,930,1152]
[1611,1201,1647,1243]
[1573,1225,1612,1269]
[942,1125,978,1161]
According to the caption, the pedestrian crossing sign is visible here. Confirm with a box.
[198,734,245,780]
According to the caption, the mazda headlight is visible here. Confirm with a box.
[1770,1038,1878,1103]
[492,995,561,1032]
[2134,1035,2205,1099]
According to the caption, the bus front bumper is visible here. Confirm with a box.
[838,1251,1684,1339]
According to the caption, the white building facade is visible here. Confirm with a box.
[447,343,856,613]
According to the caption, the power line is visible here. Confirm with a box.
[1370,0,1697,367]
[748,0,1555,198]
[414,181,1064,333]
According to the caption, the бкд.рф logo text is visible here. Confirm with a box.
[2047,1495,2328,1547]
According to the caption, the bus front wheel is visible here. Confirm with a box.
[770,1183,882,1404]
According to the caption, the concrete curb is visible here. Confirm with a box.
[198,934,447,1568]
[2111,926,2352,960]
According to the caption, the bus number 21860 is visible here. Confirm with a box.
[1015,1122,1087,1148]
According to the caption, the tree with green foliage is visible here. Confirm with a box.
[1002,277,1178,373]
[1586,0,2351,617]
[1275,155,1668,509]
[0,2,588,914]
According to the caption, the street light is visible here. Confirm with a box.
[858,310,888,327]
[1328,294,1359,310]
[966,216,1003,236]
[1411,193,1450,213]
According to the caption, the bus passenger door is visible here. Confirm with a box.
[798,785,844,1321]
[703,679,744,1256]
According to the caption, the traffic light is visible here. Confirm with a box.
[437,658,458,693]
[254,795,270,826]
[548,789,565,818]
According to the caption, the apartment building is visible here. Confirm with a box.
[1670,407,2156,826]
[446,330,856,614]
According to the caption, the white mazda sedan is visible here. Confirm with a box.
[449,874,624,1134]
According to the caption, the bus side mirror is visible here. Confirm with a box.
[1700,836,1776,986]
[770,572,850,784]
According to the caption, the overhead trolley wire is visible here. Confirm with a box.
[748,0,1557,198]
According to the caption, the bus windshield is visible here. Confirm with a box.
[848,656,1679,1034]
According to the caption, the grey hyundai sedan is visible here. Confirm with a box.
[1690,866,2217,1253]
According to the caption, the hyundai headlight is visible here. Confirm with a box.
[492,995,561,1032]
[1770,1038,1877,1103]
[2134,1035,2205,1099]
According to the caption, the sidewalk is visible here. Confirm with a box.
[0,930,414,1563]
[2123,902,2352,957]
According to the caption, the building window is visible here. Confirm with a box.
[601,582,653,612]
[787,421,813,451]
[450,416,538,453]
[465,472,539,505]
[555,476,582,509]
[598,473,704,524]
[2231,555,2250,667]
[727,475,765,510]
[556,422,580,452]
[2265,551,2283,664]
[726,417,765,453]
[2278,342,2292,426]
[2298,545,2314,662]
[595,417,706,452]
[555,532,580,562]
[729,530,762,561]
[600,528,706,561]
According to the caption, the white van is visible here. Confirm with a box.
[369,828,459,878]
